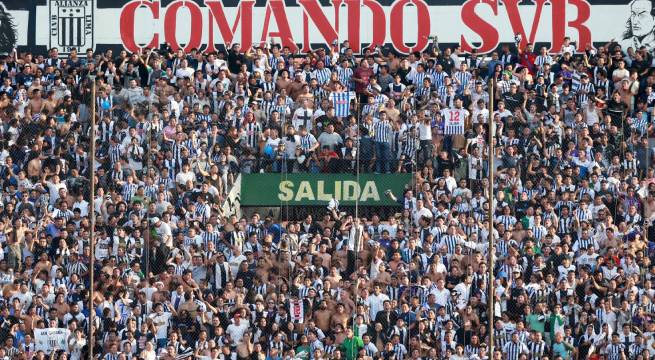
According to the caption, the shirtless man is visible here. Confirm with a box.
[42,90,58,115]
[358,236,374,265]
[1,278,18,302]
[315,243,332,269]
[288,72,306,101]
[236,332,253,359]
[178,269,199,292]
[330,303,349,331]
[333,246,349,273]
[324,72,342,93]
[32,252,52,279]
[155,77,176,104]
[178,292,200,317]
[27,77,44,95]
[150,281,169,304]
[276,251,294,281]
[337,279,356,313]
[26,89,43,118]
[159,270,174,289]
[461,251,484,273]
[313,301,332,333]
[375,264,392,285]
[325,266,342,285]
[296,84,314,106]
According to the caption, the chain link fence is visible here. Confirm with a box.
[2,38,653,360]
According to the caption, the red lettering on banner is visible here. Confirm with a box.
[389,0,430,53]
[300,0,339,52]
[116,0,594,56]
[333,0,344,34]
[324,0,384,53]
[293,301,301,316]
[567,0,592,51]
[550,0,592,52]
[260,0,298,52]
[504,0,547,49]
[120,0,160,53]
[305,0,381,54]
[361,0,386,52]
[460,0,499,53]
[206,0,254,53]
[164,1,203,52]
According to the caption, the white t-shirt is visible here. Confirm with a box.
[282,135,301,159]
[317,132,343,150]
[557,264,577,281]
[175,67,194,80]
[561,44,575,55]
[431,287,451,307]
[418,122,432,141]
[150,312,172,339]
[228,254,247,279]
[265,137,281,151]
[155,222,173,245]
[612,68,629,84]
[175,171,195,186]
[68,338,86,360]
[366,293,390,320]
[72,200,89,217]
[573,157,592,171]
[292,108,315,132]
[46,181,67,206]
[226,321,249,343]
[472,108,489,124]
[413,207,433,226]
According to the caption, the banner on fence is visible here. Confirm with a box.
[241,173,411,206]
[221,174,242,219]
[35,328,70,353]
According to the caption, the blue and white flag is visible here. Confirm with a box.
[330,91,355,117]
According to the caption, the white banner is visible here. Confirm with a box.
[0,1,644,56]
[291,299,304,322]
[35,328,71,353]
[221,174,242,219]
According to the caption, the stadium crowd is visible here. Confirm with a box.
[0,36,652,360]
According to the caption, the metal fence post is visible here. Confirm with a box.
[88,75,96,360]
[487,75,495,356]
[145,99,152,277]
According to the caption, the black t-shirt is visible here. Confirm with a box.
[502,91,524,112]
[227,51,246,74]
[396,67,411,86]
[632,59,649,75]
[438,57,455,74]
[435,157,454,177]
[606,99,626,126]
[15,72,33,87]
[445,273,462,288]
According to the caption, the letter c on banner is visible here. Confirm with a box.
[120,0,160,53]
[164,0,203,52]
[389,0,430,54]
